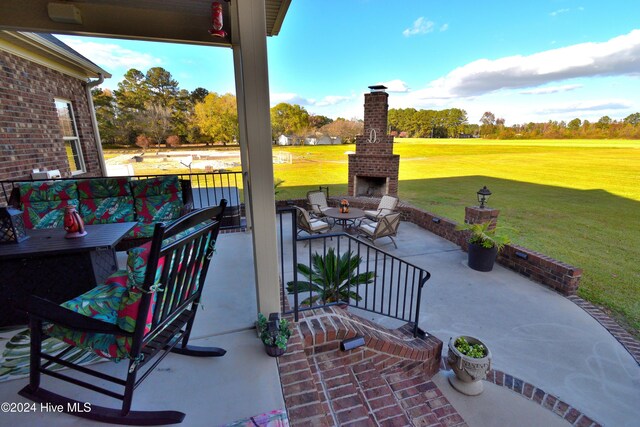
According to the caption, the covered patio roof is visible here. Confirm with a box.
[0,0,291,45]
[0,0,291,316]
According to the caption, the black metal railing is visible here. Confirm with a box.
[277,207,431,337]
[131,172,244,210]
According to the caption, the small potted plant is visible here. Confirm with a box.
[256,313,291,357]
[446,336,492,396]
[457,221,510,272]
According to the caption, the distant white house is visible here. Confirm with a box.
[277,134,342,146]
[277,135,300,145]
[316,136,342,145]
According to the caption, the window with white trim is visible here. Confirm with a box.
[55,98,86,175]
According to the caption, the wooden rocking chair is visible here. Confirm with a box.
[19,201,227,425]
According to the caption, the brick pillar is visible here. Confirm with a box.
[464,206,500,230]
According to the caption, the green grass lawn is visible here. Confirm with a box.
[105,139,640,336]
[272,139,640,336]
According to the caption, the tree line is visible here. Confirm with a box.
[92,67,639,147]
[388,108,474,138]
[388,108,640,139]
[478,111,640,139]
[92,67,363,148]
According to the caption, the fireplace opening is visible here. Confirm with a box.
[355,176,388,197]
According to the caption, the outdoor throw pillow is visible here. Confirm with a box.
[130,176,183,223]
[17,180,79,229]
[77,177,135,224]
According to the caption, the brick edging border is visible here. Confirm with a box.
[567,296,640,365]
[440,360,602,427]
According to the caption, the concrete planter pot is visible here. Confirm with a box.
[446,336,492,396]
[467,242,498,272]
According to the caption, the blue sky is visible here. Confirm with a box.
[59,0,640,125]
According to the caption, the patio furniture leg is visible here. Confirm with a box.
[171,303,226,357]
[28,317,42,393]
[19,387,186,425]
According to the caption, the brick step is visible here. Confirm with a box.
[313,356,466,427]
[317,358,412,426]
[278,322,333,427]
[296,306,442,377]
[384,366,466,427]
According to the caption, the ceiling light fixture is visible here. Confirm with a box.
[47,2,83,25]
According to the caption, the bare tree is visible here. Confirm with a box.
[141,103,173,151]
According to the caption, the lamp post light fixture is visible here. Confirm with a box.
[477,186,492,209]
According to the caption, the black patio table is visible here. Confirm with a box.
[0,222,136,327]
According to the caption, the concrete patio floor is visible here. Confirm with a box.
[0,217,638,426]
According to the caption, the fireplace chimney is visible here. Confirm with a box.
[348,85,400,197]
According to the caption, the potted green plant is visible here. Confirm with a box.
[256,313,291,357]
[457,221,510,272]
[286,248,375,306]
[446,336,492,396]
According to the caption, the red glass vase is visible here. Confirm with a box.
[64,205,87,238]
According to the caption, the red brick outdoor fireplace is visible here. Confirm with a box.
[348,85,400,197]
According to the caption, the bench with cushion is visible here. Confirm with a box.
[9,175,193,250]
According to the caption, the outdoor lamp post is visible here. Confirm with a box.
[477,186,491,209]
[0,206,29,243]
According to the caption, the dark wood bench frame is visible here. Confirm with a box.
[19,200,227,425]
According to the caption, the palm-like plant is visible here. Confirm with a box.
[286,248,375,306]
[457,221,510,251]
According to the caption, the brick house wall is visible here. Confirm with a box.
[0,49,103,182]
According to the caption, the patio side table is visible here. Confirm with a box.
[325,207,365,231]
[0,222,136,327]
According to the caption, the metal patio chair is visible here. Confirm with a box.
[364,195,399,221]
[295,206,330,237]
[307,189,331,218]
[357,212,401,248]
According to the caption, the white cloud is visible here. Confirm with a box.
[56,36,162,70]
[403,17,435,37]
[378,79,410,93]
[315,95,352,107]
[409,29,640,99]
[519,84,583,95]
[270,93,352,108]
[440,23,449,32]
[270,93,315,106]
[536,99,632,114]
[550,8,570,17]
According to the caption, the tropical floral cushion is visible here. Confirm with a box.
[17,180,79,229]
[77,178,135,225]
[120,242,165,333]
[45,247,167,360]
[130,176,183,223]
[45,271,135,360]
